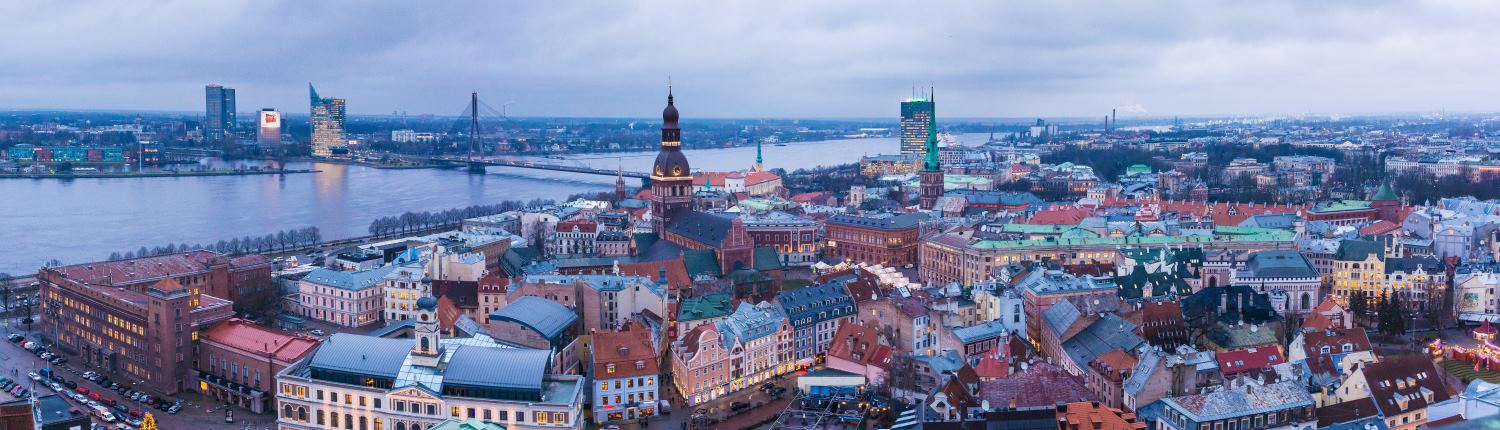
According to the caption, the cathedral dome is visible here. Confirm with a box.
[654,149,690,178]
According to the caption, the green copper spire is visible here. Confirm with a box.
[1372,179,1397,201]
[756,139,763,165]
[922,115,940,172]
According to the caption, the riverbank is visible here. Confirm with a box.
[0,168,319,179]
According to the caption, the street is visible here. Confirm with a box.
[3,324,279,429]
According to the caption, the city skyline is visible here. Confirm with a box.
[2,1,1500,118]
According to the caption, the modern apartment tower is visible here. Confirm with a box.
[899,92,934,155]
[309,83,346,158]
[204,84,236,141]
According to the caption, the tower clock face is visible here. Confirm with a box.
[656,166,663,175]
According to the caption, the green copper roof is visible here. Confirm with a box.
[1372,180,1397,201]
[923,115,940,172]
[755,139,763,165]
[1307,199,1372,214]
[965,226,1294,250]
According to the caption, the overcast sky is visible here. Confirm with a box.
[1,1,1498,119]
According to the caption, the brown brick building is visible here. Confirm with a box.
[824,212,929,267]
[38,251,270,395]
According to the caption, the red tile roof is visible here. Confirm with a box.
[976,361,1098,408]
[1216,347,1286,376]
[52,250,240,287]
[200,318,319,363]
[592,327,659,378]
[827,322,893,370]
[1359,220,1400,236]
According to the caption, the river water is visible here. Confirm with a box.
[0,134,991,274]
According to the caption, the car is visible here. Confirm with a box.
[166,404,180,414]
[310,329,326,336]
[7,334,21,342]
[50,356,65,365]
[82,371,96,379]
[75,386,89,395]
[155,402,169,411]
[129,410,143,419]
[86,400,101,408]
[28,372,41,383]
[730,402,750,412]
[16,389,27,398]
[49,374,62,383]
[39,352,52,359]
[88,392,102,400]
[113,404,129,414]
[71,393,87,402]
[49,382,63,392]
[770,387,787,396]
[659,400,672,415]
[63,380,76,389]
[115,424,135,430]
[101,398,116,407]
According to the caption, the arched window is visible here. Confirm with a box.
[421,337,430,351]
[298,406,308,422]
[1301,292,1312,310]
[345,414,354,429]
[282,404,293,418]
[397,423,407,430]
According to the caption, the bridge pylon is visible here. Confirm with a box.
[467,162,487,174]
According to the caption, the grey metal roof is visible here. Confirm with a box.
[303,266,396,291]
[1243,250,1318,279]
[1041,299,1081,338]
[777,280,855,326]
[489,296,578,339]
[1060,313,1144,370]
[952,320,1007,344]
[1122,348,1163,396]
[308,333,412,378]
[443,347,551,391]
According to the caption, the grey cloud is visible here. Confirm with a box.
[0,0,1497,118]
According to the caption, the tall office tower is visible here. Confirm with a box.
[309,83,347,158]
[204,84,236,141]
[900,93,934,155]
[257,108,282,148]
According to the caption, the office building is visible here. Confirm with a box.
[205,84,236,141]
[38,251,271,395]
[275,298,584,430]
[309,83,347,158]
[900,96,934,155]
[258,108,282,148]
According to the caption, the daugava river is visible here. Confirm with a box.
[0,134,992,274]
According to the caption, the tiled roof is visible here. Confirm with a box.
[51,249,260,286]
[1062,314,1145,372]
[827,322,891,370]
[976,361,1097,408]
[591,328,658,378]
[1363,355,1452,417]
[826,212,928,230]
[1334,239,1384,261]
[1216,347,1286,376]
[1162,380,1314,421]
[666,210,735,247]
[201,318,318,363]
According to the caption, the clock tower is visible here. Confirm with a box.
[410,296,443,368]
[651,88,694,233]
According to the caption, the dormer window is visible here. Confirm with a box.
[1342,344,1353,352]
[606,363,615,374]
[1320,346,1330,354]
[636,360,645,369]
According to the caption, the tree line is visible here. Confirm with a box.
[366,200,555,236]
[107,227,323,261]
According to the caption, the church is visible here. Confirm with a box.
[638,89,784,286]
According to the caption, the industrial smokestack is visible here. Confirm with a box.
[1112,109,1117,131]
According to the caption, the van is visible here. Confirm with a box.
[92,406,116,422]
[659,400,672,415]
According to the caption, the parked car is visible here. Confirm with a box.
[166,404,180,414]
[27,372,41,383]
[7,334,22,342]
[75,386,89,395]
[63,380,77,389]
[730,402,750,412]
[101,398,116,407]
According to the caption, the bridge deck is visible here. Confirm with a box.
[430,156,651,178]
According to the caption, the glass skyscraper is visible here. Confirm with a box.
[204,84,236,141]
[309,84,346,158]
[900,97,934,155]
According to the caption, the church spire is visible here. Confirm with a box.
[751,139,764,172]
[923,109,940,172]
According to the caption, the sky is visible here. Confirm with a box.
[1,1,1498,119]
